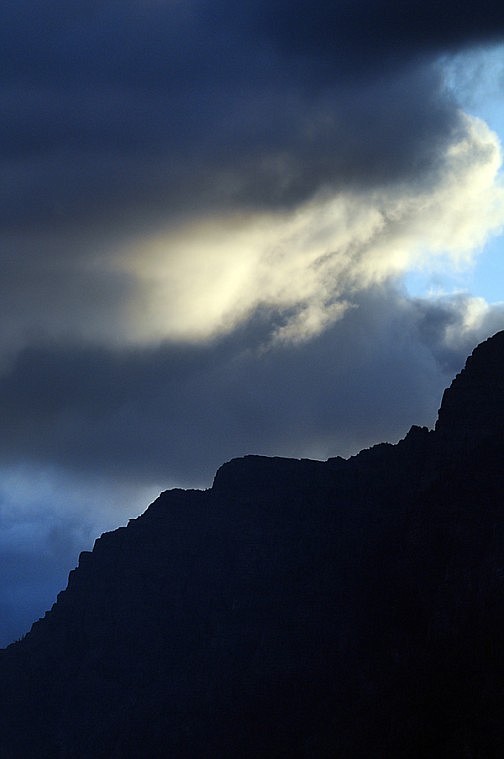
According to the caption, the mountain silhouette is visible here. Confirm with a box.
[0,331,502,757]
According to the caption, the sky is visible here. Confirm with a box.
[1,1,504,646]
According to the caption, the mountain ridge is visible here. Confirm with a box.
[0,331,502,757]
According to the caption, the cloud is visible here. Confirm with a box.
[4,111,501,354]
[1,1,503,363]
[0,4,501,225]
[0,284,502,489]
[255,1,504,66]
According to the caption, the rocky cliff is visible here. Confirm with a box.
[0,332,502,757]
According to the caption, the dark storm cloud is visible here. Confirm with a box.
[2,0,504,233]
[1,284,502,487]
[255,0,504,69]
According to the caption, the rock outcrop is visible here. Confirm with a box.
[0,331,502,757]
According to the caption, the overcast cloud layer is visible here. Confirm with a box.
[1,1,504,645]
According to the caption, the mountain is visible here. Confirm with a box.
[0,332,503,758]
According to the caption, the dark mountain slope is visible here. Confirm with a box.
[0,331,503,757]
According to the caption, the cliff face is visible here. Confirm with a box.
[0,332,502,758]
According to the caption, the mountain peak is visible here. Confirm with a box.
[435,330,504,445]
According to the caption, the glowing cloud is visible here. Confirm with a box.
[117,114,504,346]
